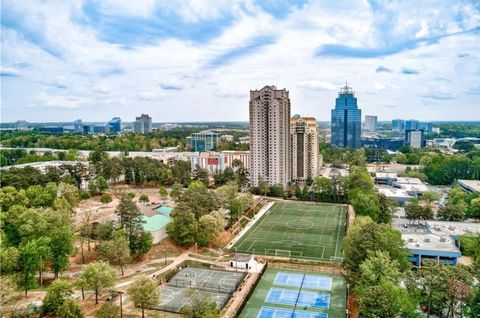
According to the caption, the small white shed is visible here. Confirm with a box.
[230,253,255,270]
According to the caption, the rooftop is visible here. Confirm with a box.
[458,179,480,193]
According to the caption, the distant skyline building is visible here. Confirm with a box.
[73,119,83,133]
[134,114,152,134]
[364,115,377,131]
[291,116,320,182]
[418,121,433,133]
[250,85,291,187]
[15,120,29,130]
[331,84,362,148]
[107,117,122,133]
[405,119,419,131]
[392,119,405,131]
[187,130,220,152]
[406,129,425,148]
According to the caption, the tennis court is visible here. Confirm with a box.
[155,267,246,313]
[239,268,347,318]
[258,307,328,318]
[232,202,346,262]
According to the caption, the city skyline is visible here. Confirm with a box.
[1,1,480,122]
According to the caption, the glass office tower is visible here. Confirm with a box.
[331,85,362,148]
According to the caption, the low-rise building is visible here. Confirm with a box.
[190,151,251,174]
[376,186,414,205]
[458,179,480,194]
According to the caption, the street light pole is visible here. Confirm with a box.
[119,291,123,318]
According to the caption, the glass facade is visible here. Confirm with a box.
[107,117,122,133]
[331,85,362,148]
[392,119,404,131]
[405,120,418,131]
[187,130,220,152]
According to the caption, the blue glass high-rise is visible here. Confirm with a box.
[331,85,362,148]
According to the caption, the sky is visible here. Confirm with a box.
[1,0,480,123]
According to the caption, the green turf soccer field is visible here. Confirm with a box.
[232,202,346,262]
[239,267,347,318]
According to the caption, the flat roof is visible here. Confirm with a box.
[0,160,83,170]
[377,186,413,200]
[395,177,423,184]
[396,183,430,193]
[375,172,398,179]
[428,220,480,236]
[402,233,460,253]
[458,179,480,193]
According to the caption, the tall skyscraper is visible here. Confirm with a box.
[250,85,291,187]
[291,116,320,183]
[392,119,404,131]
[134,114,152,134]
[364,115,377,131]
[418,121,433,133]
[73,119,83,133]
[107,117,122,133]
[405,119,418,131]
[331,84,362,148]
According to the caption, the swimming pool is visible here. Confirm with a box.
[142,214,171,232]
[155,206,173,215]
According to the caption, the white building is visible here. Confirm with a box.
[220,134,234,142]
[190,151,251,174]
[250,85,291,187]
[229,253,257,271]
[291,116,320,182]
[364,115,378,131]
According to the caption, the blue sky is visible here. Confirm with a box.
[1,0,479,122]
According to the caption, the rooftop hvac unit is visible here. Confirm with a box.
[440,237,447,242]
[434,226,440,231]
[408,238,415,242]
[466,228,472,233]
[448,226,455,230]
[415,243,420,247]
[424,238,430,243]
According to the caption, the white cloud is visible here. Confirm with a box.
[297,80,337,91]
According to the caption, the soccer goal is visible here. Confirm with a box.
[275,249,291,258]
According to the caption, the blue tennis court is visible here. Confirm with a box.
[265,288,330,309]
[274,272,332,290]
[258,306,328,318]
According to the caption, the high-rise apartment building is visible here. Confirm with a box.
[364,115,377,131]
[331,85,362,148]
[134,114,152,134]
[291,116,320,182]
[392,119,404,131]
[250,85,291,187]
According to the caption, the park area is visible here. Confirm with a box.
[154,267,246,313]
[240,268,347,318]
[231,202,346,262]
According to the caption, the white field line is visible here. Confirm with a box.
[227,201,275,249]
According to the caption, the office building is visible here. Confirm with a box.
[392,119,404,131]
[406,129,425,148]
[107,117,122,133]
[331,84,362,148]
[94,125,109,134]
[38,126,64,134]
[186,130,220,152]
[291,116,320,182]
[405,119,419,131]
[73,119,83,133]
[250,85,291,187]
[364,115,377,131]
[134,114,152,134]
[15,120,29,130]
[418,121,433,133]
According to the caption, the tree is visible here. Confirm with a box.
[358,281,416,318]
[56,298,84,318]
[129,230,153,258]
[0,276,20,311]
[405,199,432,224]
[469,198,480,220]
[166,211,198,245]
[170,183,183,199]
[349,189,380,222]
[438,203,465,221]
[50,225,75,278]
[465,288,480,318]
[115,195,144,242]
[97,231,131,275]
[196,213,224,247]
[19,240,41,296]
[421,191,441,210]
[180,290,220,318]
[158,187,168,199]
[96,176,109,192]
[229,198,243,225]
[378,193,396,224]
[343,217,409,283]
[139,194,149,205]
[79,261,117,304]
[127,275,159,318]
[94,303,120,318]
[88,180,98,195]
[43,280,73,314]
[100,194,112,206]
[259,180,269,197]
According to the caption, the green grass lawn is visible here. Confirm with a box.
[239,267,347,318]
[232,202,346,261]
